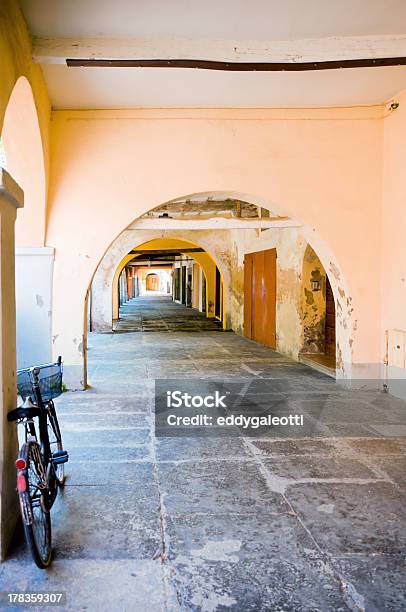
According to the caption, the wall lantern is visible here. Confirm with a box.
[311,279,320,291]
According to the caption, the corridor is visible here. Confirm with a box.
[115,295,223,333]
[1,323,406,611]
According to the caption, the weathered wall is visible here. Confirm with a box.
[301,245,327,354]
[382,92,406,396]
[229,227,307,360]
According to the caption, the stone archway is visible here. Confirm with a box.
[90,229,233,333]
[54,191,353,390]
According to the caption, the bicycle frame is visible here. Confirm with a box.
[30,368,52,463]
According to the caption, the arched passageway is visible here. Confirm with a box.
[56,191,353,390]
[86,195,349,385]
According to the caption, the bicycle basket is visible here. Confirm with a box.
[17,361,63,402]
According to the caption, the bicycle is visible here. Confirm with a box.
[7,356,69,569]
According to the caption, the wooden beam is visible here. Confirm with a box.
[66,56,406,71]
[130,248,204,254]
[128,217,301,230]
[33,35,406,66]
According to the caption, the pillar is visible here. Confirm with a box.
[0,168,24,560]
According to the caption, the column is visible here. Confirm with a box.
[0,168,24,559]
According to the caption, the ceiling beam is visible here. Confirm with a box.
[66,57,406,71]
[130,248,204,254]
[128,217,301,230]
[32,35,406,66]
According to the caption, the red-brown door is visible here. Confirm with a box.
[244,249,276,348]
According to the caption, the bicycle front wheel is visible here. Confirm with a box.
[48,401,65,485]
[18,441,52,569]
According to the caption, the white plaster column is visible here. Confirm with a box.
[90,256,114,332]
[15,247,55,368]
[0,168,23,559]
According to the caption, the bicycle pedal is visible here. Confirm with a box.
[51,450,69,464]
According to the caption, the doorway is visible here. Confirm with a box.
[146,273,159,291]
[300,244,336,374]
[243,248,276,349]
[181,266,187,304]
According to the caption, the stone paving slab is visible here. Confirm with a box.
[262,455,378,480]
[0,559,168,612]
[159,460,289,515]
[50,485,161,560]
[286,482,406,555]
[164,512,347,612]
[156,437,253,462]
[252,439,339,456]
[62,427,150,448]
[332,553,406,612]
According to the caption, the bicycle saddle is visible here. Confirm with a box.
[8,397,41,422]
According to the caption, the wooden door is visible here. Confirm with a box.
[244,249,276,348]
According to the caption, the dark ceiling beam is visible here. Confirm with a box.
[129,248,204,254]
[67,57,406,71]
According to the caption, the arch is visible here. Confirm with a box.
[1,76,46,246]
[105,235,230,330]
[52,191,353,389]
[145,273,159,292]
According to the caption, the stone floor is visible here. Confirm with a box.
[114,295,223,332]
[1,297,406,611]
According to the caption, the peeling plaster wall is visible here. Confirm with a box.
[301,245,327,354]
[229,227,306,360]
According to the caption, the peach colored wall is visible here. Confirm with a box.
[382,91,406,381]
[47,107,383,386]
[0,0,50,246]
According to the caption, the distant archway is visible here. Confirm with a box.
[145,273,160,291]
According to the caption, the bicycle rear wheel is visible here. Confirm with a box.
[18,441,52,569]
